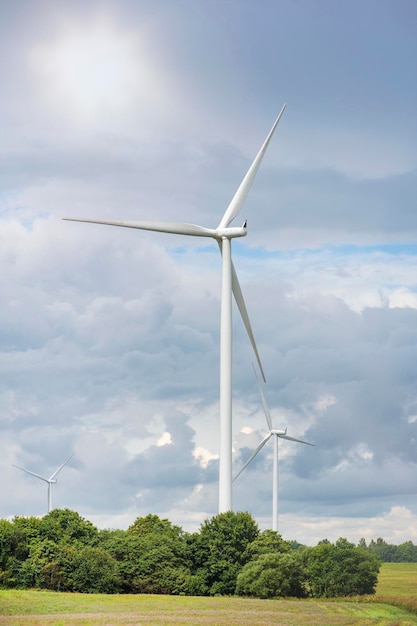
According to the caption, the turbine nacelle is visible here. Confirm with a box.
[271,429,287,436]
[215,223,248,240]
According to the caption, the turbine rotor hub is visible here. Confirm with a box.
[215,225,248,240]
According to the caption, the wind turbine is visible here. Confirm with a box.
[13,453,74,513]
[63,105,286,512]
[234,367,314,531]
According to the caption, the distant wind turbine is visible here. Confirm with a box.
[64,105,286,513]
[234,367,314,531]
[13,453,74,513]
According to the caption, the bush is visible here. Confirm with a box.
[236,552,306,598]
[67,547,122,593]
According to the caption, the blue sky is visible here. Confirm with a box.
[1,0,416,543]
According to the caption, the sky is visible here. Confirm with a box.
[1,0,416,545]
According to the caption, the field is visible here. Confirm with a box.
[370,562,417,618]
[0,563,416,626]
[376,563,417,597]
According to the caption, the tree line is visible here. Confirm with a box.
[0,508,394,598]
[357,537,417,562]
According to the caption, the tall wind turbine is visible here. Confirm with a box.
[64,105,286,512]
[234,368,314,531]
[13,453,74,513]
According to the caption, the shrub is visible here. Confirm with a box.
[236,552,306,598]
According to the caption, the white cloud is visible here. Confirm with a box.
[277,506,417,546]
[157,431,172,447]
[193,446,218,468]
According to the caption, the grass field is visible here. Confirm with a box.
[370,562,417,618]
[376,563,417,597]
[0,563,416,626]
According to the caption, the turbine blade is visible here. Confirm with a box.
[279,434,315,446]
[218,104,286,229]
[63,218,216,238]
[12,464,49,483]
[229,257,266,382]
[233,433,271,482]
[49,453,74,481]
[251,362,273,430]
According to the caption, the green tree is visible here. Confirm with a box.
[103,519,191,594]
[0,516,43,588]
[244,529,290,561]
[14,539,69,590]
[236,552,306,598]
[66,547,121,593]
[0,519,18,587]
[128,514,183,540]
[368,537,400,562]
[99,532,139,592]
[398,541,417,562]
[11,516,43,541]
[39,509,99,547]
[193,511,259,595]
[10,516,43,560]
[364,538,417,562]
[304,537,380,597]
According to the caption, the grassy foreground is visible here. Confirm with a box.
[0,563,416,626]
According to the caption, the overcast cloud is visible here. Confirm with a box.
[1,0,416,544]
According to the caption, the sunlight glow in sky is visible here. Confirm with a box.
[29,16,162,124]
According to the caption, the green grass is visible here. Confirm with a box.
[376,563,417,597]
[1,591,417,626]
[0,563,416,626]
[369,562,417,617]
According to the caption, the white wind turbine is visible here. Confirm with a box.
[13,453,74,513]
[234,368,314,531]
[64,105,286,513]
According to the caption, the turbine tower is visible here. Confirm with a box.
[13,453,74,513]
[64,105,286,512]
[234,368,314,531]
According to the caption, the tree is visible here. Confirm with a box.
[103,519,191,594]
[236,552,306,598]
[244,529,290,561]
[367,537,399,562]
[14,539,69,591]
[0,519,18,586]
[66,547,121,593]
[398,541,417,562]
[193,511,259,595]
[39,509,99,547]
[128,514,184,540]
[0,516,43,588]
[9,516,43,560]
[362,537,417,562]
[304,538,380,597]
